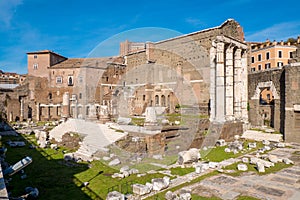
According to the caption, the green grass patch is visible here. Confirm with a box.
[170,167,194,176]
[1,134,168,199]
[201,140,263,162]
[223,161,293,177]
[131,117,145,126]
[145,171,219,200]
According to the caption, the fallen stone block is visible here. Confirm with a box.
[237,163,248,171]
[109,158,121,166]
[216,139,226,147]
[129,168,139,175]
[283,158,294,165]
[242,157,249,163]
[268,155,280,163]
[132,184,151,195]
[106,191,125,200]
[275,142,285,148]
[179,192,191,200]
[152,176,170,191]
[256,162,265,173]
[178,148,200,165]
[262,140,270,145]
[165,191,178,200]
[248,142,256,148]
[120,165,129,173]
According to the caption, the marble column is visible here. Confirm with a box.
[225,45,234,120]
[36,103,40,121]
[234,48,242,119]
[20,97,24,121]
[209,43,217,121]
[61,92,70,119]
[241,50,248,122]
[215,42,225,122]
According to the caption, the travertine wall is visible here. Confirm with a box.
[284,64,300,142]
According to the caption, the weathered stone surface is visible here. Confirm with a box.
[179,193,191,200]
[283,158,294,165]
[106,191,125,200]
[132,184,151,195]
[268,155,280,163]
[129,168,139,175]
[178,148,200,165]
[248,142,256,148]
[262,140,270,145]
[120,165,129,173]
[208,162,219,169]
[237,163,248,171]
[256,162,265,173]
[242,157,249,163]
[152,176,170,191]
[275,142,285,148]
[109,158,121,166]
[216,139,226,146]
[165,191,178,200]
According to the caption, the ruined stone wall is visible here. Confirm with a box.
[284,64,300,142]
[248,69,283,129]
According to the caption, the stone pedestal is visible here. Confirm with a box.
[144,107,159,128]
[99,105,110,124]
[61,92,70,119]
[87,104,97,121]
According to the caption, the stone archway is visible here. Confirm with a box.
[249,79,281,129]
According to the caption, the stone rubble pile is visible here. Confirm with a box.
[111,165,139,179]
[131,176,170,196]
[165,189,192,200]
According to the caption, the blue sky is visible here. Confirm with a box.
[0,0,300,74]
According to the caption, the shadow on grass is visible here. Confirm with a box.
[0,122,102,200]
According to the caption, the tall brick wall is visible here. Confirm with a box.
[284,65,300,142]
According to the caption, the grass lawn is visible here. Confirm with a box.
[170,167,194,176]
[1,133,166,199]
[223,161,293,176]
[200,140,264,162]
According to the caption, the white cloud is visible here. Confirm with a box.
[246,21,300,42]
[0,0,23,28]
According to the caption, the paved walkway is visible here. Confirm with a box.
[185,143,300,200]
[241,130,283,142]
[141,143,300,200]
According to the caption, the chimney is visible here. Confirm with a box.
[273,40,277,45]
[280,40,284,45]
[297,36,300,44]
[266,39,270,46]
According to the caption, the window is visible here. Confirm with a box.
[79,93,82,99]
[266,52,270,60]
[143,95,146,101]
[34,54,37,59]
[267,94,270,100]
[278,50,282,58]
[251,56,255,63]
[33,63,38,70]
[265,63,271,69]
[277,62,283,67]
[68,76,73,86]
[258,65,262,70]
[258,54,262,61]
[290,51,293,58]
[56,76,62,84]
[251,68,256,72]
